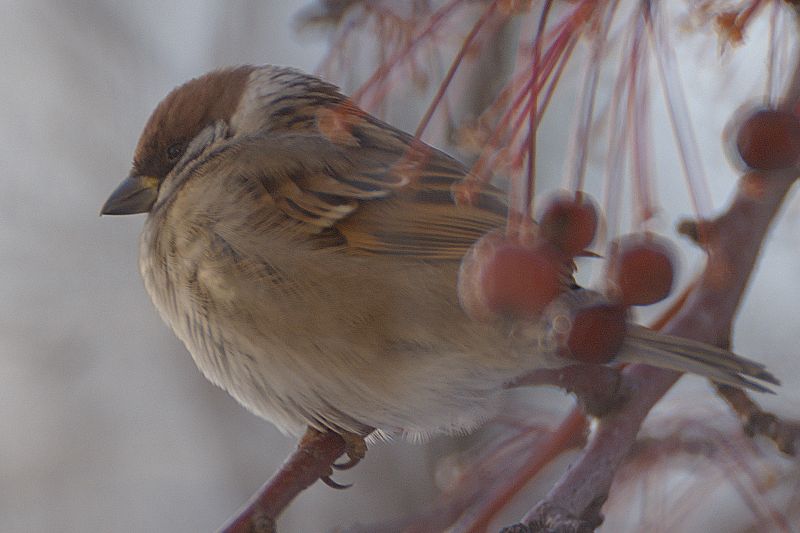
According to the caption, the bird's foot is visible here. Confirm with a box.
[299,428,368,490]
[332,431,367,470]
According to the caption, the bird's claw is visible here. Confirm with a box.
[332,455,360,470]
[332,431,367,470]
[320,475,353,490]
[317,430,368,488]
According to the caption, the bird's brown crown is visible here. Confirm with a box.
[131,66,255,181]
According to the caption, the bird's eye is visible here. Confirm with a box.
[166,143,184,161]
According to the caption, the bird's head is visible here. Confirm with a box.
[101,65,255,215]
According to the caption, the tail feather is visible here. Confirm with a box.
[617,325,779,393]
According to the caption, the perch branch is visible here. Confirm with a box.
[219,428,346,533]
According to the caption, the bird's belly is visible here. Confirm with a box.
[140,227,521,438]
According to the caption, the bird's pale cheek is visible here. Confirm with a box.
[101,174,160,215]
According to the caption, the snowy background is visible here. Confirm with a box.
[1,1,799,532]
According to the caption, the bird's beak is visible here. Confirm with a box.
[100,174,159,215]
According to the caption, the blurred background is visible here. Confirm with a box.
[1,1,799,532]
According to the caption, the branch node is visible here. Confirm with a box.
[505,501,603,532]
[573,365,626,417]
[717,384,800,455]
[251,513,277,533]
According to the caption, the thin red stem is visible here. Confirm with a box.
[478,18,578,181]
[352,0,464,105]
[627,9,648,227]
[510,33,574,228]
[520,0,553,224]
[414,1,501,139]
[462,408,587,532]
[567,0,617,193]
[644,1,713,218]
[508,34,578,172]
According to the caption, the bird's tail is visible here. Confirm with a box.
[617,325,779,393]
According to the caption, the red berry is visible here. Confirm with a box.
[735,108,800,171]
[458,232,568,320]
[539,193,598,256]
[608,235,675,306]
[563,304,627,364]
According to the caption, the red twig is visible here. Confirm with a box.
[566,0,617,194]
[627,6,655,227]
[707,423,792,532]
[461,408,589,533]
[520,0,554,222]
[471,1,587,182]
[646,1,714,219]
[414,1,501,140]
[717,384,800,455]
[352,0,464,105]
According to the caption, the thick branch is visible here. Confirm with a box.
[512,121,799,533]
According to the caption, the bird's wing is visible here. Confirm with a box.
[206,121,507,261]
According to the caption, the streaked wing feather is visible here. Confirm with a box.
[337,199,504,259]
[325,117,507,259]
[229,117,507,259]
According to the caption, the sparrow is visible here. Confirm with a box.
[102,65,777,446]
